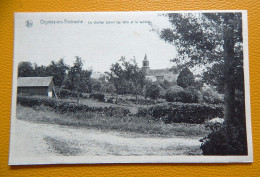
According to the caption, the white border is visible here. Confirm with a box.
[9,10,253,165]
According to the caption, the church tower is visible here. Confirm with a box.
[142,54,150,74]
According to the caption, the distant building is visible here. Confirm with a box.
[17,76,55,97]
[142,54,150,74]
[141,54,178,84]
[91,71,108,82]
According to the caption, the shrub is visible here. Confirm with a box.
[81,93,89,99]
[185,86,199,102]
[136,107,151,117]
[165,87,198,103]
[104,106,130,117]
[177,67,195,89]
[145,82,161,100]
[89,93,105,102]
[17,96,42,107]
[200,124,248,155]
[136,102,224,124]
[200,87,224,104]
[204,117,224,131]
[106,97,116,103]
[57,89,82,99]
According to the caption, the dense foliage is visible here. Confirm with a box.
[165,88,198,103]
[18,59,68,88]
[89,93,105,102]
[137,102,223,124]
[106,57,146,103]
[17,96,130,117]
[145,82,161,100]
[200,125,247,155]
[177,67,195,89]
[64,57,92,103]
[56,89,83,99]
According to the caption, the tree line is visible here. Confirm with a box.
[18,56,176,103]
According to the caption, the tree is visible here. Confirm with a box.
[91,79,102,93]
[106,57,146,103]
[106,83,116,94]
[64,56,92,103]
[122,58,146,102]
[46,59,68,88]
[34,64,47,77]
[177,67,195,89]
[160,12,246,154]
[145,82,161,101]
[18,59,69,89]
[160,12,244,125]
[18,62,35,77]
[106,59,124,103]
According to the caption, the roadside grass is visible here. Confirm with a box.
[17,104,210,137]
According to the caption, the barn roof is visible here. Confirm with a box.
[17,77,53,87]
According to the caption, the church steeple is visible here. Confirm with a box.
[142,54,150,74]
[144,54,148,61]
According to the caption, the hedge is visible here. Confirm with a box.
[17,96,130,117]
[137,102,224,124]
[89,93,105,102]
[57,89,83,99]
[17,96,223,124]
[165,89,198,103]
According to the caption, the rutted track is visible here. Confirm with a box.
[11,119,202,158]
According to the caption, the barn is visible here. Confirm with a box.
[17,76,56,97]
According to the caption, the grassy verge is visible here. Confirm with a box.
[17,104,210,137]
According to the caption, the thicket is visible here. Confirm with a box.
[17,96,130,117]
[165,88,198,103]
[89,93,105,102]
[137,102,223,124]
[177,67,195,89]
[200,90,247,155]
[201,88,224,104]
[200,125,247,155]
[57,89,83,99]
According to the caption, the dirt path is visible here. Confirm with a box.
[11,119,203,158]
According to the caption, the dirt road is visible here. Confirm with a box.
[11,119,203,158]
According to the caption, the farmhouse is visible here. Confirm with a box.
[141,54,178,84]
[17,76,56,97]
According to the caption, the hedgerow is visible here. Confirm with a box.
[89,93,105,102]
[56,89,83,99]
[17,96,130,117]
[137,103,223,124]
[165,89,198,103]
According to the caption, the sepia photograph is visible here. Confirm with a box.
[9,11,252,165]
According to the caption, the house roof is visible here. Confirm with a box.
[147,69,171,76]
[91,71,107,79]
[17,77,53,87]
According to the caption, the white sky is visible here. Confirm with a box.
[14,12,177,72]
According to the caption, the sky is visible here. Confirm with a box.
[14,12,177,73]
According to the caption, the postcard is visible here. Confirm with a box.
[9,11,252,165]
